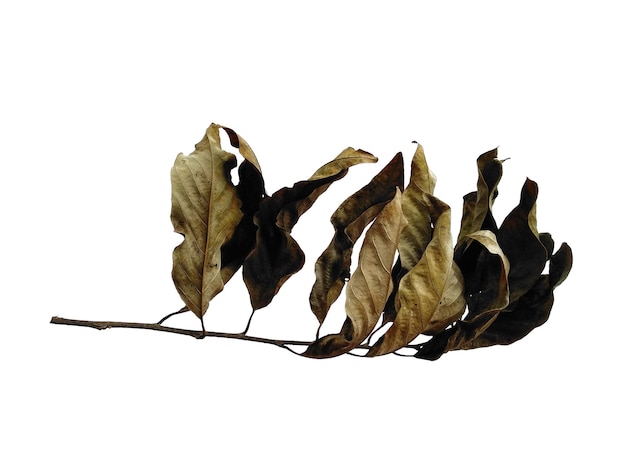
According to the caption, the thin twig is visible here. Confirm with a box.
[49,315,373,354]
[51,316,313,349]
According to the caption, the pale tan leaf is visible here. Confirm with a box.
[309,147,378,180]
[368,194,465,356]
[398,143,437,270]
[303,189,407,358]
[415,229,511,360]
[345,188,406,343]
[309,153,404,324]
[171,124,243,318]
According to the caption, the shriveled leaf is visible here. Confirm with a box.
[309,153,404,324]
[244,148,377,311]
[456,149,502,245]
[381,143,437,327]
[458,230,510,319]
[219,127,267,284]
[416,230,510,360]
[171,124,243,318]
[303,189,407,358]
[497,178,547,303]
[398,142,437,269]
[459,242,573,349]
[367,194,465,356]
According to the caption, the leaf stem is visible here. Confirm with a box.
[157,306,189,325]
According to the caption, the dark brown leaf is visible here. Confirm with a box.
[219,127,267,284]
[457,242,573,349]
[497,178,547,303]
[243,148,377,311]
[309,153,404,324]
[303,190,406,358]
[456,149,502,246]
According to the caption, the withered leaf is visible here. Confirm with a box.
[458,242,572,349]
[243,148,377,311]
[497,178,547,304]
[303,189,407,358]
[398,142,437,269]
[219,127,267,284]
[456,149,502,246]
[367,194,465,356]
[416,230,510,360]
[171,124,243,318]
[309,153,404,325]
[382,143,437,327]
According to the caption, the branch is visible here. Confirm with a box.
[50,316,322,352]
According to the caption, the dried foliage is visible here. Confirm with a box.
[49,123,572,360]
[167,123,572,359]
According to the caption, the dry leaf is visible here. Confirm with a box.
[459,242,572,349]
[368,194,465,356]
[398,142,437,269]
[309,153,404,324]
[170,124,243,318]
[496,178,547,303]
[457,149,502,245]
[382,143,437,327]
[243,148,377,311]
[218,126,267,284]
[304,189,407,358]
[416,230,510,360]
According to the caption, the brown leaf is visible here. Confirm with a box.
[382,143,437,327]
[309,153,404,324]
[398,142,437,270]
[367,194,466,356]
[303,189,407,358]
[219,127,267,284]
[497,178,547,303]
[243,148,377,311]
[170,124,243,318]
[416,230,510,360]
[458,242,573,349]
[456,149,502,246]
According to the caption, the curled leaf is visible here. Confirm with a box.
[171,124,243,318]
[309,153,404,324]
[382,143,437,326]
[398,142,437,269]
[368,194,465,356]
[219,127,267,284]
[244,148,377,311]
[497,178,547,303]
[416,230,510,360]
[456,149,502,245]
[459,242,573,349]
[304,189,407,358]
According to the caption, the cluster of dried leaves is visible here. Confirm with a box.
[170,124,572,359]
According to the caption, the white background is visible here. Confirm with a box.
[1,1,624,468]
